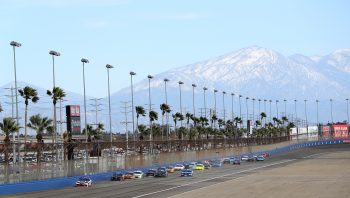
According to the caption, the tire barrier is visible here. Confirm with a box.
[0,139,347,195]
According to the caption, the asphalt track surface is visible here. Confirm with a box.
[3,143,349,198]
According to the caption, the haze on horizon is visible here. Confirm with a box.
[1,0,350,98]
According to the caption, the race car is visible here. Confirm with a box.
[174,164,185,171]
[133,170,145,178]
[76,177,92,187]
[194,164,205,170]
[181,169,193,177]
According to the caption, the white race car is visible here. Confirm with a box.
[174,164,185,171]
[76,177,92,187]
[133,170,145,178]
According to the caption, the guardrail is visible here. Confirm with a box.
[0,139,347,195]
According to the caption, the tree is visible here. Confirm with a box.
[47,87,66,144]
[18,86,39,145]
[211,114,218,128]
[0,117,21,163]
[135,106,146,136]
[185,112,192,129]
[27,114,53,143]
[82,124,94,142]
[0,102,3,112]
[160,103,171,139]
[172,112,184,139]
[27,114,52,162]
[138,124,147,140]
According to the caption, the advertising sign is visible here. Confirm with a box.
[322,126,331,138]
[247,120,253,135]
[332,124,348,139]
[66,105,82,138]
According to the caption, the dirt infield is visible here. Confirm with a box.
[170,150,350,198]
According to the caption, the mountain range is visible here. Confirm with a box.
[1,46,350,134]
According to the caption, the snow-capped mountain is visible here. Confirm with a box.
[1,46,350,135]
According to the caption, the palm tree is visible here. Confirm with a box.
[160,103,171,139]
[27,114,52,162]
[18,86,39,145]
[0,117,21,163]
[260,112,267,125]
[82,124,94,142]
[47,87,66,144]
[185,112,192,129]
[27,114,53,143]
[0,102,3,112]
[218,119,224,129]
[172,112,183,139]
[135,106,146,136]
[138,124,147,140]
[211,114,218,128]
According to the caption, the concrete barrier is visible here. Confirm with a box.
[0,139,347,195]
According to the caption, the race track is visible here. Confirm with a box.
[3,143,350,198]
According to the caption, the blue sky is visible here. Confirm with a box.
[1,0,350,98]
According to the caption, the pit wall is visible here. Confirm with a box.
[0,139,347,195]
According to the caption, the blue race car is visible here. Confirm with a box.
[181,169,194,177]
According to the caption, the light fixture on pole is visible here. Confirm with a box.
[231,93,235,122]
[106,64,113,150]
[252,98,255,126]
[246,97,249,122]
[178,81,184,127]
[276,100,279,119]
[222,91,226,122]
[192,84,197,116]
[49,50,60,88]
[10,41,21,164]
[203,87,208,118]
[316,100,319,125]
[346,99,349,124]
[164,78,169,140]
[239,95,242,119]
[81,58,89,144]
[330,99,334,123]
[147,75,153,152]
[129,71,136,149]
[283,99,287,117]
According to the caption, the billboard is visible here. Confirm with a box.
[322,126,331,138]
[332,124,348,139]
[247,120,253,135]
[66,105,82,137]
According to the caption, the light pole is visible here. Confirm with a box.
[346,99,349,124]
[316,100,319,125]
[264,99,267,125]
[203,87,208,118]
[276,100,279,119]
[269,100,272,122]
[130,71,136,148]
[10,41,21,156]
[246,97,249,123]
[164,78,169,140]
[106,64,113,150]
[178,81,184,127]
[214,90,218,116]
[252,98,255,126]
[258,99,261,115]
[231,93,235,122]
[284,99,287,117]
[192,84,197,116]
[222,91,226,122]
[330,99,334,123]
[81,58,89,144]
[239,95,242,119]
[147,75,153,152]
[49,50,60,88]
[304,99,308,136]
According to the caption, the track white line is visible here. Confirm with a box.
[132,152,329,198]
[132,159,296,198]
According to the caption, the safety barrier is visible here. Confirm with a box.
[0,139,347,195]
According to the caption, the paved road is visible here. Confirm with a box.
[3,143,349,198]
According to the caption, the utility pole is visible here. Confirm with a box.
[90,98,103,125]
[120,101,132,154]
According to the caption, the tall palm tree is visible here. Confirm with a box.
[172,112,183,139]
[47,87,66,144]
[160,103,171,139]
[185,112,192,129]
[211,114,218,128]
[27,114,52,162]
[19,86,39,145]
[27,114,53,143]
[135,106,146,137]
[0,117,21,163]
[260,112,267,125]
